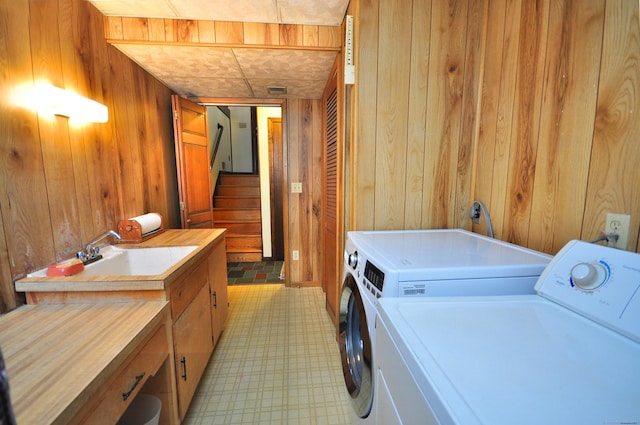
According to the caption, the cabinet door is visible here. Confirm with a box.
[172,283,213,419]
[208,238,229,346]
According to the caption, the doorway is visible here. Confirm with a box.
[204,100,286,264]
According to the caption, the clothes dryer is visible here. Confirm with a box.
[339,229,552,423]
[375,240,640,424]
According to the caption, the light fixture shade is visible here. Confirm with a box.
[33,82,108,123]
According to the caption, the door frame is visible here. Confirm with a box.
[193,97,289,284]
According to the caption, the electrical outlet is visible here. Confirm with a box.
[292,182,302,193]
[605,213,631,250]
[292,250,300,261]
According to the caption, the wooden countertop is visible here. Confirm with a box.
[15,229,226,293]
[0,301,169,424]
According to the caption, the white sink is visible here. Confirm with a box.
[28,245,198,277]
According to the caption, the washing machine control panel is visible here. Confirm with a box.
[364,261,384,298]
[535,240,640,342]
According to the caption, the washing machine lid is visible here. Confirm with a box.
[377,295,640,425]
[349,229,551,280]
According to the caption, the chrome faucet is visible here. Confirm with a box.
[77,230,122,263]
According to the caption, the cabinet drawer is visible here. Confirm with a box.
[170,259,208,319]
[81,324,169,425]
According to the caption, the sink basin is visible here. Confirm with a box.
[28,245,198,277]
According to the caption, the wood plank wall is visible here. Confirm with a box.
[350,0,640,255]
[103,16,341,49]
[286,99,324,285]
[0,0,179,311]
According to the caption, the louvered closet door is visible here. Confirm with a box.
[323,66,339,324]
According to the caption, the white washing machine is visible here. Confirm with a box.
[338,229,552,424]
[375,240,640,425]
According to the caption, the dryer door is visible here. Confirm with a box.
[339,273,373,418]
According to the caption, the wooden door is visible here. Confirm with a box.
[172,95,213,229]
[323,64,340,325]
[268,118,285,261]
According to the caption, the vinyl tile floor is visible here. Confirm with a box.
[182,284,353,425]
[227,261,285,285]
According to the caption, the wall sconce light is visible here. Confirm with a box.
[13,81,108,123]
[35,82,108,123]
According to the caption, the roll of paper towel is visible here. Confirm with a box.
[130,213,162,236]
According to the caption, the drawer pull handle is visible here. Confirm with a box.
[122,372,145,401]
[181,356,187,381]
[213,291,217,308]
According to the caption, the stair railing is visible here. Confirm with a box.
[209,123,224,168]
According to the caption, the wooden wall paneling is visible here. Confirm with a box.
[455,0,486,230]
[311,99,323,284]
[403,0,431,229]
[243,22,280,45]
[280,24,303,46]
[30,0,84,261]
[421,0,468,229]
[353,0,379,230]
[87,1,124,234]
[373,0,412,229]
[148,18,167,41]
[121,17,149,41]
[473,0,522,240]
[0,0,181,311]
[299,99,314,282]
[164,19,178,42]
[319,26,340,48]
[197,21,216,43]
[141,77,178,226]
[502,0,550,247]
[0,1,52,307]
[59,0,99,254]
[528,0,605,253]
[303,25,319,47]
[108,47,144,220]
[62,0,99,249]
[583,0,640,252]
[287,100,301,282]
[215,21,244,44]
[104,16,123,40]
[135,66,155,215]
[177,20,199,43]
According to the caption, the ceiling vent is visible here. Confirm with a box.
[267,86,288,95]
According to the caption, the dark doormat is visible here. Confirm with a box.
[227,261,284,285]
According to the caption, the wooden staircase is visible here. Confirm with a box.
[213,174,263,262]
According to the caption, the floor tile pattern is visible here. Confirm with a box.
[182,284,352,424]
[227,261,285,284]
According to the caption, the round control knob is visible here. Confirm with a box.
[348,251,358,269]
[570,262,607,290]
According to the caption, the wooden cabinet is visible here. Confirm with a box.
[80,324,172,425]
[14,230,229,424]
[172,282,213,419]
[208,237,229,347]
[170,259,214,419]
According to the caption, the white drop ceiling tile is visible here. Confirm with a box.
[112,44,242,79]
[234,49,338,81]
[278,0,347,25]
[88,0,179,18]
[249,79,325,99]
[169,77,253,98]
[168,0,279,23]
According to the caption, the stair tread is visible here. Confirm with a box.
[226,247,262,251]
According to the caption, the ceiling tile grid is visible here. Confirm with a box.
[90,0,347,99]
